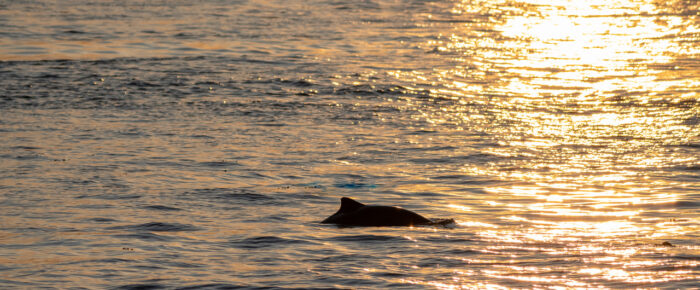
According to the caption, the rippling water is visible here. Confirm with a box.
[1,0,699,288]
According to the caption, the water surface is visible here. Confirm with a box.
[1,0,699,288]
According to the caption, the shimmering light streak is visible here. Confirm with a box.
[386,0,700,288]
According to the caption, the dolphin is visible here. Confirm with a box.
[321,197,454,227]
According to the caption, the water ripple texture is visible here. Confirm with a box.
[1,0,698,288]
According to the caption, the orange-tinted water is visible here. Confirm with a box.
[1,0,698,288]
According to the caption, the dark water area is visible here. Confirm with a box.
[1,0,699,288]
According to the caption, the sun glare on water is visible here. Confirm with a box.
[395,0,699,288]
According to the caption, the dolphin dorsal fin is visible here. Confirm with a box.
[339,197,365,213]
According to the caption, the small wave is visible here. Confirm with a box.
[127,79,161,88]
[333,182,377,189]
[10,145,41,150]
[674,254,700,261]
[672,164,700,171]
[115,283,166,290]
[405,145,457,151]
[109,222,198,232]
[186,188,273,203]
[673,142,700,148]
[75,194,142,200]
[190,134,215,139]
[88,217,118,223]
[11,153,46,160]
[427,18,476,24]
[429,174,495,185]
[143,205,182,211]
[257,77,316,87]
[409,153,505,165]
[63,29,86,34]
[313,253,376,263]
[333,84,381,96]
[329,234,408,242]
[231,236,312,249]
[60,257,131,266]
[618,200,700,209]
[112,233,173,242]
[198,160,240,167]
[177,284,333,290]
[422,236,476,244]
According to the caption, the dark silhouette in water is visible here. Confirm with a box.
[661,241,675,247]
[322,197,454,227]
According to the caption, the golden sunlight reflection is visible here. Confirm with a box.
[391,0,700,288]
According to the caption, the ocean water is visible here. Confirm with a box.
[1,0,699,288]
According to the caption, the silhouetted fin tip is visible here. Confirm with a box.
[339,197,364,213]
